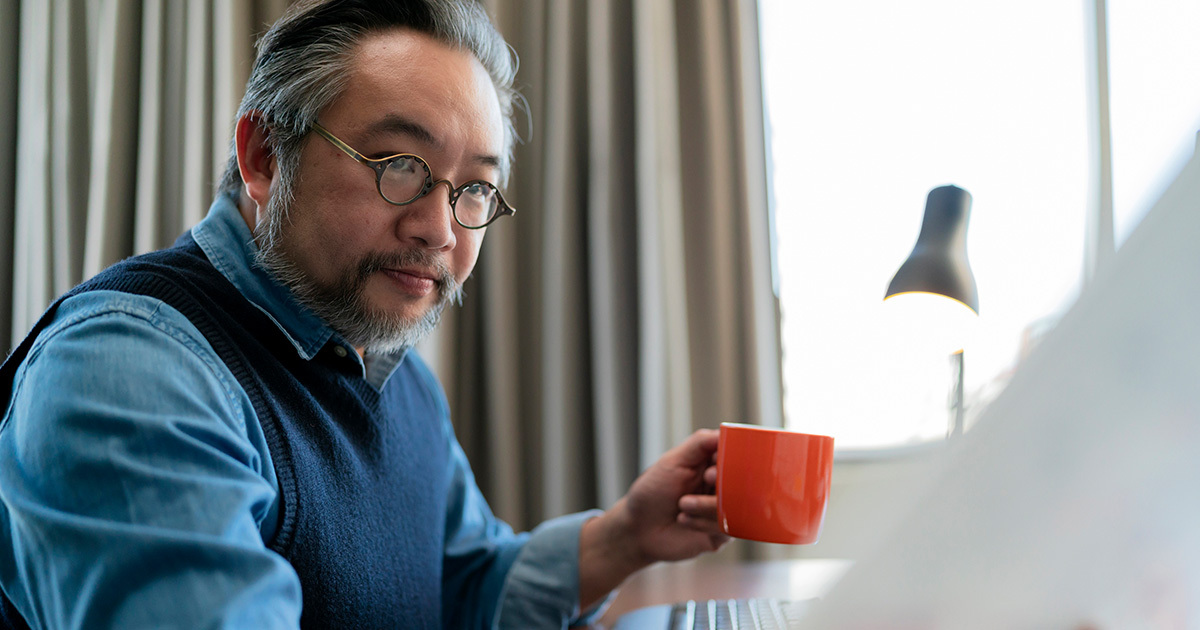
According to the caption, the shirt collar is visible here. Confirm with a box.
[191,195,412,388]
[191,194,335,361]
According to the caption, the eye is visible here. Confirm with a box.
[378,156,428,204]
[461,182,493,201]
[388,156,419,173]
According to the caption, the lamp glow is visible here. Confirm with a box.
[881,291,978,355]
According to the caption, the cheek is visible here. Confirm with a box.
[451,230,485,281]
[285,152,388,245]
[281,204,374,281]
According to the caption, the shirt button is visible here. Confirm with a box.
[333,345,348,358]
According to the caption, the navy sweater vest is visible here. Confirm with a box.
[0,233,450,629]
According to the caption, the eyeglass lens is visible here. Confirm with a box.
[378,156,502,228]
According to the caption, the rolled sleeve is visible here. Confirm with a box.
[0,292,301,630]
[424,345,617,629]
[496,510,616,629]
[439,422,529,628]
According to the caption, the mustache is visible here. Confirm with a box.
[357,250,460,300]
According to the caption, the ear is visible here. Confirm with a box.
[235,113,277,211]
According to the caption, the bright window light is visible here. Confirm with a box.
[760,0,1090,449]
[1108,0,1200,245]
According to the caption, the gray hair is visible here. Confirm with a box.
[216,0,519,208]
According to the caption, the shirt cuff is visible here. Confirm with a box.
[494,509,618,629]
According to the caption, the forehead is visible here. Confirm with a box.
[323,28,504,158]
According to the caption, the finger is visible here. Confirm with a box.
[678,494,718,518]
[676,513,727,537]
[676,511,720,528]
[667,429,720,468]
[703,465,717,486]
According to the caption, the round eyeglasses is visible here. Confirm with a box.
[311,122,515,229]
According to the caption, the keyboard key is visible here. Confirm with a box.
[666,598,813,630]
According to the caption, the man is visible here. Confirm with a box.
[0,1,728,628]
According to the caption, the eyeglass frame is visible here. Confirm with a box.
[310,121,516,229]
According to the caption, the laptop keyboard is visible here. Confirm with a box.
[665,598,811,630]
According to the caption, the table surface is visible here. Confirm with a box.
[589,558,851,629]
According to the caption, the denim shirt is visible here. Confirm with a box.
[0,195,608,629]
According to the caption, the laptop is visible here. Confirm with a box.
[613,597,815,630]
[616,132,1200,629]
[611,559,850,630]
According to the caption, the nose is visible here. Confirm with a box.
[397,179,457,250]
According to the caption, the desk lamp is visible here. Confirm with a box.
[884,185,979,437]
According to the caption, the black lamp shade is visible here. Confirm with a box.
[885,185,979,313]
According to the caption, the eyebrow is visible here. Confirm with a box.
[363,114,501,170]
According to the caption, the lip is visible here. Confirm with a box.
[379,267,439,296]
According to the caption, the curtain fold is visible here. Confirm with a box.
[632,0,694,468]
[0,0,19,354]
[83,0,140,278]
[14,0,66,345]
[132,0,169,255]
[4,0,287,349]
[584,0,639,510]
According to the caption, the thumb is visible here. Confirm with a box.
[666,429,720,468]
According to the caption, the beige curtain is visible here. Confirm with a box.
[2,0,288,351]
[1,2,17,355]
[434,0,783,541]
[2,0,782,554]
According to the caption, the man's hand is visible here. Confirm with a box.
[578,429,730,608]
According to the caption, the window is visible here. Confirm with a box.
[1109,0,1200,245]
[760,0,1199,450]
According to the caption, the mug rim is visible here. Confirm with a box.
[719,422,834,441]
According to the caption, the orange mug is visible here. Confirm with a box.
[716,422,835,545]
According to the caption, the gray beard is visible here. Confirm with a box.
[252,192,463,355]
